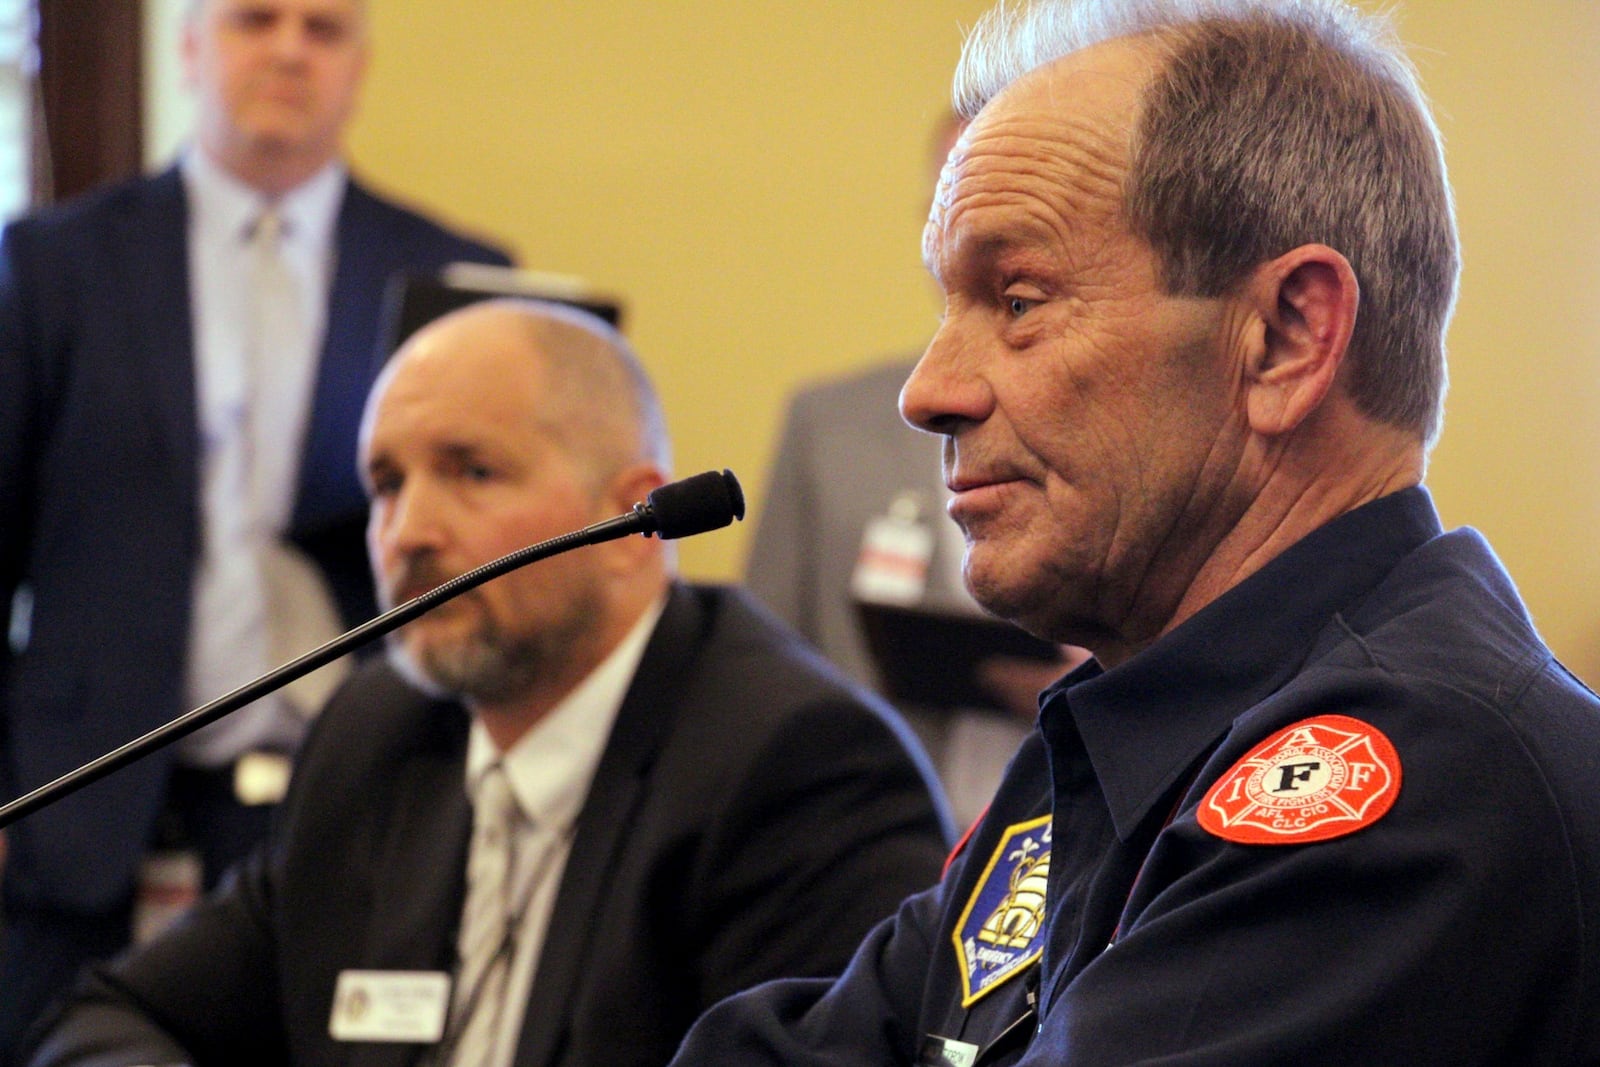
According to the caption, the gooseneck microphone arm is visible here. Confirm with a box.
[0,469,745,830]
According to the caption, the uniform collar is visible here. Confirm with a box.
[1041,486,1443,841]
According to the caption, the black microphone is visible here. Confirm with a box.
[638,467,745,539]
[0,469,745,829]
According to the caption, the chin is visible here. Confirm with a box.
[966,569,1031,628]
[383,640,451,700]
[964,540,1018,600]
[965,562,1073,643]
[242,118,318,153]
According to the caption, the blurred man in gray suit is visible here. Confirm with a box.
[746,114,1078,825]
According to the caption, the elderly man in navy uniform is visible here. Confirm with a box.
[668,0,1600,1064]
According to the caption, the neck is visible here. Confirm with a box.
[471,580,666,754]
[203,138,335,200]
[1093,414,1425,669]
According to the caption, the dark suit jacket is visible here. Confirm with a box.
[0,166,511,913]
[26,583,954,1067]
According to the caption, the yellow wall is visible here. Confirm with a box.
[148,1,1600,684]
[339,2,992,583]
[1389,1,1600,683]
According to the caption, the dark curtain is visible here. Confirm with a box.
[35,0,142,204]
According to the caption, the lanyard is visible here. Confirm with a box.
[428,822,548,1067]
[428,921,521,1067]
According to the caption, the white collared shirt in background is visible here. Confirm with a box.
[178,148,345,765]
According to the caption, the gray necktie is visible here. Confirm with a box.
[245,206,300,527]
[246,207,348,719]
[450,764,521,1067]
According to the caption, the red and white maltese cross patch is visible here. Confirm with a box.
[1198,715,1401,845]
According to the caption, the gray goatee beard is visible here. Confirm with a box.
[382,559,603,707]
[386,604,564,707]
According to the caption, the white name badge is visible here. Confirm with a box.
[918,1035,979,1067]
[852,512,934,605]
[328,970,451,1043]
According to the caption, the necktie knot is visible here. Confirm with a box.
[474,764,520,849]
[249,207,288,248]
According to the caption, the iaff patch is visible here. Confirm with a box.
[951,815,1050,1007]
[1199,715,1401,845]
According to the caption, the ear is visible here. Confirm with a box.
[602,462,669,514]
[594,462,670,573]
[1242,244,1359,437]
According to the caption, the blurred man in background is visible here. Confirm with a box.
[0,0,510,1053]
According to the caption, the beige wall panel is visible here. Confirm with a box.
[147,1,1600,683]
[1378,2,1600,682]
[343,1,990,588]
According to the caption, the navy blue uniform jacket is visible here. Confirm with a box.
[0,166,510,914]
[672,488,1600,1065]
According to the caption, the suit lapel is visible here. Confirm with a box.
[347,701,472,1067]
[293,178,391,533]
[511,585,708,1067]
[112,167,199,515]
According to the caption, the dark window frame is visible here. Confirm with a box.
[36,0,142,204]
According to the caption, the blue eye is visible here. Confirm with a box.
[1008,295,1038,317]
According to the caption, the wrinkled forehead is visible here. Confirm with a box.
[924,37,1159,275]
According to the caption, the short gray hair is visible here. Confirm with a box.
[954,0,1460,446]
[494,299,674,477]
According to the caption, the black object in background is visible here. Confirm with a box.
[379,262,625,355]
[855,599,1061,710]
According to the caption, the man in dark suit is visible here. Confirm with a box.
[22,299,952,1067]
[0,0,510,1052]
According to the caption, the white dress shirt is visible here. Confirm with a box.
[178,148,346,766]
[453,594,666,1067]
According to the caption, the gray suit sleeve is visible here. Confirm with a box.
[744,391,820,640]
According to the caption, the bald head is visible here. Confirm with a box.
[359,300,674,736]
[371,299,670,489]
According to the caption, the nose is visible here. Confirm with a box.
[266,15,313,63]
[370,477,448,570]
[900,315,993,435]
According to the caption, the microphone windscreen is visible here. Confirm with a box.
[646,469,746,539]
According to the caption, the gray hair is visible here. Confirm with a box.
[495,299,674,477]
[954,0,1460,446]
